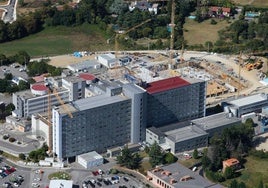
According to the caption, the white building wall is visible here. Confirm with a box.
[53,108,63,159]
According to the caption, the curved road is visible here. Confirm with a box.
[0,0,17,23]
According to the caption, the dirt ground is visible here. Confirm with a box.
[46,54,97,68]
[255,132,268,151]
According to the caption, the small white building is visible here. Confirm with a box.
[77,151,103,169]
[49,180,73,188]
[96,54,118,68]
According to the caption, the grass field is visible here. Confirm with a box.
[0,23,113,57]
[234,0,268,7]
[183,18,230,46]
[222,156,268,188]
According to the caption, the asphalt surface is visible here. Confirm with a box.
[0,123,41,156]
[0,0,17,23]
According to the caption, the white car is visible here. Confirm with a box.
[34,177,41,181]
[32,182,40,187]
[13,182,20,187]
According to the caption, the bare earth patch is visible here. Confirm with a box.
[47,54,97,68]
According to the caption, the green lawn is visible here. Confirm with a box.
[0,23,113,57]
[222,156,268,188]
[234,0,268,7]
[183,18,230,46]
[48,171,71,180]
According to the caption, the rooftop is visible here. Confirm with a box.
[67,59,99,70]
[79,73,95,81]
[228,93,268,107]
[223,158,239,167]
[146,77,190,94]
[191,112,241,131]
[123,83,146,94]
[73,94,130,111]
[78,151,103,161]
[15,87,68,100]
[98,53,115,60]
[148,163,222,188]
[165,125,208,142]
[62,75,84,83]
[49,180,73,188]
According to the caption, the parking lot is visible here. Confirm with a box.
[80,169,143,188]
[0,64,28,80]
[0,159,31,188]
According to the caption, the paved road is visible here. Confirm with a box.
[0,0,17,23]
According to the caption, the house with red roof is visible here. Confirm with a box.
[210,6,231,17]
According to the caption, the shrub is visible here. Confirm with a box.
[9,137,16,142]
[211,19,217,25]
[3,135,9,140]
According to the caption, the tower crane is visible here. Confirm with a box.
[169,0,175,68]
[114,18,152,64]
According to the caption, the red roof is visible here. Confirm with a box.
[31,84,48,91]
[146,77,190,94]
[79,73,95,81]
[210,6,231,13]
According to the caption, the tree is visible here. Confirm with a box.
[224,166,235,179]
[164,152,178,164]
[19,153,26,160]
[4,73,13,80]
[116,146,141,169]
[258,179,264,188]
[148,142,164,167]
[193,148,198,159]
[229,179,238,188]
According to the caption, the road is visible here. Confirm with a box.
[0,0,17,23]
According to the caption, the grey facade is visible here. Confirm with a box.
[12,89,69,118]
[62,76,86,101]
[146,113,241,154]
[165,125,208,154]
[146,77,206,127]
[192,112,241,137]
[223,93,268,117]
[123,84,147,143]
[53,95,132,159]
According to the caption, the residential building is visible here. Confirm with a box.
[129,1,158,15]
[145,77,206,127]
[147,163,223,188]
[222,158,240,172]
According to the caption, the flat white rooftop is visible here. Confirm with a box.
[229,93,268,107]
[78,151,103,161]
[49,180,73,188]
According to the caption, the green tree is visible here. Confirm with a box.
[164,152,178,164]
[116,146,141,169]
[148,142,164,167]
[18,80,30,91]
[19,153,26,160]
[193,148,198,159]
[238,182,246,188]
[258,179,264,188]
[4,73,13,80]
[229,179,238,188]
[224,166,235,179]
